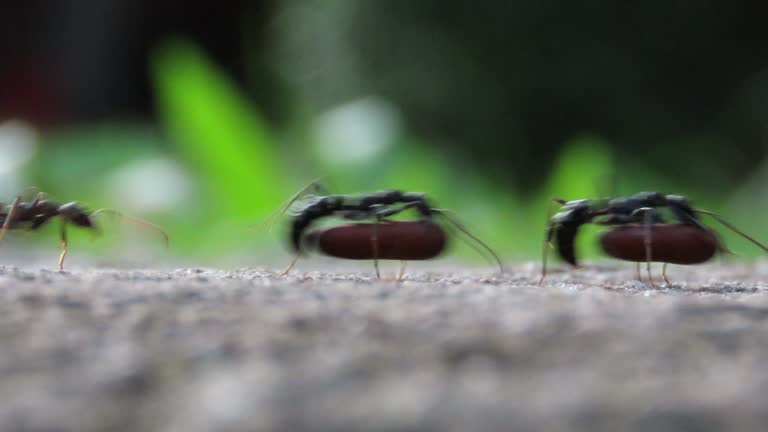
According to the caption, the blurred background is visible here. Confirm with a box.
[2,0,768,266]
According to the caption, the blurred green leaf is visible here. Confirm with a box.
[30,125,162,200]
[151,38,284,220]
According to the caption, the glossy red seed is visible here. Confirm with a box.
[314,220,446,260]
[599,224,719,264]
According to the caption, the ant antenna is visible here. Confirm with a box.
[538,230,556,286]
[438,218,496,270]
[694,209,768,254]
[90,209,170,248]
[432,209,504,273]
[251,178,327,232]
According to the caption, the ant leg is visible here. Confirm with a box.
[397,261,407,281]
[538,239,551,286]
[662,263,671,285]
[374,203,505,275]
[639,208,656,287]
[538,235,557,285]
[636,263,642,282]
[631,207,656,286]
[369,204,422,280]
[0,196,21,243]
[371,215,381,279]
[279,254,300,276]
[58,221,68,271]
[538,200,560,285]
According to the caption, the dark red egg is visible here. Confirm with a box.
[599,224,719,264]
[311,220,447,260]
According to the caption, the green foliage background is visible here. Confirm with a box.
[15,36,768,268]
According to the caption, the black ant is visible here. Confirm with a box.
[0,193,169,270]
[540,191,768,285]
[265,182,504,278]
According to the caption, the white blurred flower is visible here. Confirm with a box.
[313,97,401,165]
[0,120,38,197]
[107,157,192,212]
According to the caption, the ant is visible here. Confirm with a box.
[0,193,169,270]
[540,191,768,285]
[266,182,504,278]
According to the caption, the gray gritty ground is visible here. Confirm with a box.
[3,260,768,432]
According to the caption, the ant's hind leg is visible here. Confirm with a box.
[58,222,68,271]
[0,196,21,243]
[662,263,671,285]
[397,261,407,282]
[371,216,381,279]
[636,207,656,287]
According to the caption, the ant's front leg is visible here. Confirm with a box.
[368,204,400,279]
[598,211,662,284]
[369,202,424,280]
[0,196,22,243]
[371,214,382,279]
[630,207,658,286]
[58,220,69,271]
[279,254,300,276]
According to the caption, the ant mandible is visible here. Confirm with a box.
[0,193,169,270]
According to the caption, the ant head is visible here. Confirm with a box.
[322,195,344,209]
[57,202,96,228]
[549,199,594,225]
[563,199,591,212]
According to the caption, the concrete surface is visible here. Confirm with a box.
[2,261,768,431]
